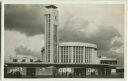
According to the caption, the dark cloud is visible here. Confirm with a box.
[5,4,46,36]
[98,50,116,57]
[15,45,41,58]
[59,18,122,51]
[112,39,123,48]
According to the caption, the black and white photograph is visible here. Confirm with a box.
[4,4,125,78]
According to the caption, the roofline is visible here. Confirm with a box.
[5,62,116,67]
[59,42,97,48]
[45,5,57,9]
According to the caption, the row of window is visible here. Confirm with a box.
[85,47,92,63]
[101,61,117,64]
[45,14,51,62]
[53,24,58,63]
[73,47,83,63]
[45,14,59,63]
[56,46,94,63]
[13,59,33,62]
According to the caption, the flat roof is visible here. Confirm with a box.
[99,58,117,61]
[45,5,57,9]
[59,42,97,48]
[5,63,116,68]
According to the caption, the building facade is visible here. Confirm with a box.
[57,42,98,64]
[44,5,59,63]
[9,55,40,63]
[98,56,117,65]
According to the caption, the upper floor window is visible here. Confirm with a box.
[30,59,33,62]
[22,59,26,62]
[13,59,18,62]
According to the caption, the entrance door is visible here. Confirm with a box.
[74,68,86,78]
[27,68,36,77]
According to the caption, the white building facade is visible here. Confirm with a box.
[44,5,59,63]
[98,56,117,65]
[57,42,98,64]
[9,55,39,63]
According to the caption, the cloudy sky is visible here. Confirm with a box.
[4,4,124,66]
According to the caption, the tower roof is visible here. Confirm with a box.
[45,5,57,9]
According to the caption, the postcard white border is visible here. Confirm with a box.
[1,0,127,81]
